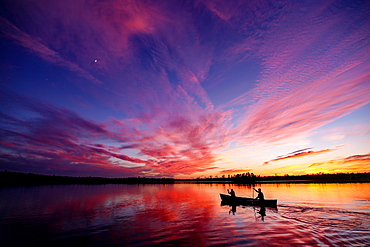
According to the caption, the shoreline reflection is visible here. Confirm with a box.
[0,183,369,246]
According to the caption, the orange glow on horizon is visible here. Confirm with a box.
[250,158,370,177]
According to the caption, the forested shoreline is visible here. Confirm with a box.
[1,170,369,186]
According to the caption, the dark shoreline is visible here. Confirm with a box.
[1,171,369,186]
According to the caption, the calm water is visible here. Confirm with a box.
[1,183,369,246]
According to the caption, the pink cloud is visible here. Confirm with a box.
[0,0,216,116]
[263,148,335,166]
[0,0,231,177]
[210,1,370,146]
[238,66,370,144]
[0,92,149,176]
[308,153,370,168]
[0,91,230,177]
[111,111,231,175]
[345,154,370,162]
[307,153,370,173]
[1,0,369,177]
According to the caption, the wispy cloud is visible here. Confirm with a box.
[0,90,229,176]
[0,17,103,85]
[263,148,335,166]
[0,0,217,114]
[0,91,148,176]
[265,153,370,175]
[240,66,370,144]
[1,0,369,176]
[220,1,370,144]
[309,153,370,168]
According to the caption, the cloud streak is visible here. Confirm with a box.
[219,0,370,144]
[0,91,149,176]
[0,0,369,177]
[263,148,335,166]
[309,154,370,168]
[0,90,229,177]
[0,17,103,85]
[264,153,370,175]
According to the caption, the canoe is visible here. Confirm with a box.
[220,193,277,207]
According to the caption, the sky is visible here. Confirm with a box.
[0,0,369,178]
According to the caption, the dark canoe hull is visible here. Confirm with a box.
[220,194,277,207]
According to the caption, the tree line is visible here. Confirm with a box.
[192,172,258,183]
[1,170,369,186]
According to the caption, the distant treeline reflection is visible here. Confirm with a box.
[1,171,369,186]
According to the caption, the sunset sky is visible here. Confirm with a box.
[1,0,369,178]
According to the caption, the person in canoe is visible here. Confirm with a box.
[227,189,236,197]
[254,188,264,201]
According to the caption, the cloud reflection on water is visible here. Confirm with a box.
[0,183,369,246]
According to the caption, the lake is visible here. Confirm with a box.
[1,183,369,246]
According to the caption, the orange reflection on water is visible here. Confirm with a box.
[259,183,370,208]
[1,183,369,246]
